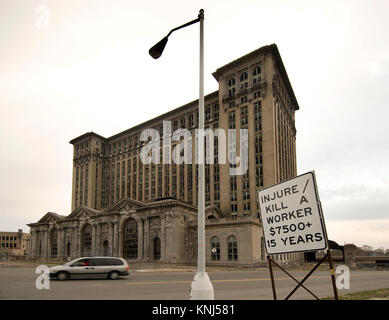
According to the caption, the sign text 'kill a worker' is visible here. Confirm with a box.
[258,171,327,255]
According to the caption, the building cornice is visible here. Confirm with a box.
[213,43,299,111]
[106,91,219,142]
[69,132,107,145]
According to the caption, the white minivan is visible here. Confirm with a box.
[49,257,130,280]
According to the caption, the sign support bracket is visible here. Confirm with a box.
[267,249,339,300]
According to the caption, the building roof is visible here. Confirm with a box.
[69,132,107,145]
[105,90,219,142]
[69,91,219,145]
[212,43,299,110]
[69,43,299,145]
[28,196,225,227]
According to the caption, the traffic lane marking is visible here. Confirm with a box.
[127,272,389,285]
[127,275,327,285]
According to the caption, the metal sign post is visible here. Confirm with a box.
[259,171,339,300]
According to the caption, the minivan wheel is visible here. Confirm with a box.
[109,271,119,280]
[56,272,68,281]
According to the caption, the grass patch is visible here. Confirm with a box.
[323,288,389,300]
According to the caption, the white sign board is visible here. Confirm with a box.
[258,171,328,255]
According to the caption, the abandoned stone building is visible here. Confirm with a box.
[28,44,302,265]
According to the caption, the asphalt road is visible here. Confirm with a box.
[1,266,388,300]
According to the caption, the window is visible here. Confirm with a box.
[243,191,250,200]
[72,258,94,267]
[213,104,219,118]
[92,258,124,266]
[243,180,249,189]
[240,72,248,91]
[240,72,248,82]
[241,106,248,126]
[123,219,138,259]
[253,66,261,76]
[228,236,238,261]
[50,229,58,258]
[205,107,211,121]
[253,66,261,84]
[228,111,236,129]
[228,77,236,98]
[211,236,220,261]
[228,77,235,87]
[81,224,92,256]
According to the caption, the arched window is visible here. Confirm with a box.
[228,77,235,87]
[123,219,138,259]
[66,242,71,257]
[240,72,248,82]
[211,236,220,261]
[153,237,161,260]
[50,228,58,258]
[227,235,238,261]
[254,66,261,75]
[103,240,109,256]
[82,224,92,256]
[253,66,261,83]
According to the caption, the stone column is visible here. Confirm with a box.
[143,218,149,261]
[113,222,118,256]
[91,223,97,256]
[78,225,83,257]
[108,222,114,256]
[118,222,123,258]
[30,231,35,259]
[43,229,49,260]
[39,231,44,259]
[137,218,143,260]
[47,228,52,260]
[72,226,77,258]
[67,228,72,258]
[37,231,41,259]
[96,223,101,256]
[57,228,62,260]
[62,228,66,259]
[160,215,166,261]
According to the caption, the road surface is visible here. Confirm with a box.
[1,265,388,300]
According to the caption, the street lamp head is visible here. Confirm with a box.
[149,36,169,59]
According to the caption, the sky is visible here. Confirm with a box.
[0,0,388,249]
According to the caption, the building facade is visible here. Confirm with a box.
[0,229,30,256]
[28,44,301,265]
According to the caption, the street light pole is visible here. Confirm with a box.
[190,9,214,300]
[198,8,205,275]
[148,9,214,300]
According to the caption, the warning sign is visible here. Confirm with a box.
[258,171,328,255]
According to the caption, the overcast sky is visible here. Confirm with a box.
[0,0,388,249]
